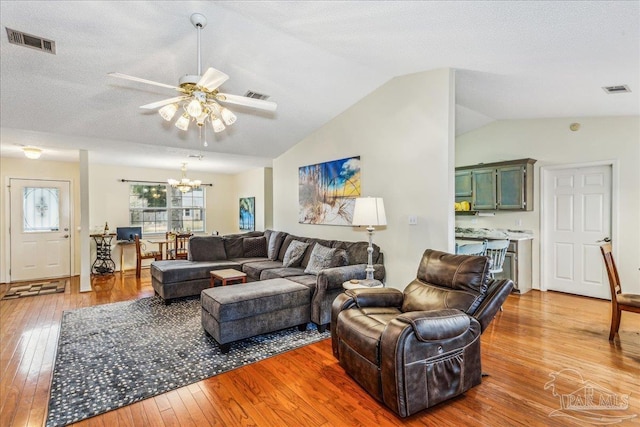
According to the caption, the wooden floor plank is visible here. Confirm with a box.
[0,271,638,427]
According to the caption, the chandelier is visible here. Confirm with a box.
[168,163,201,193]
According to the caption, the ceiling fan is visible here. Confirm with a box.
[108,13,276,140]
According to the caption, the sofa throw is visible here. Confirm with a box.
[243,236,268,258]
[304,244,347,275]
[283,240,309,267]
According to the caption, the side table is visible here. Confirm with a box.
[210,269,248,287]
[342,279,384,290]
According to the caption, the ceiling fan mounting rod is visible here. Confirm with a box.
[190,13,207,77]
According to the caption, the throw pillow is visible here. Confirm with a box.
[282,240,309,268]
[267,231,285,260]
[304,244,337,275]
[243,236,268,258]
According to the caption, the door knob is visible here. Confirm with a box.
[596,237,611,243]
[63,234,70,238]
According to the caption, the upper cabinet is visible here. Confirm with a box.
[456,158,536,211]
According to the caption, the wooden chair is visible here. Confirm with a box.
[486,239,510,279]
[455,240,488,256]
[166,232,192,260]
[135,235,162,278]
[599,243,640,341]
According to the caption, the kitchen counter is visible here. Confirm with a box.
[455,227,533,241]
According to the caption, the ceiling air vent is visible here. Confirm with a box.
[244,90,270,100]
[6,27,56,54]
[602,85,631,94]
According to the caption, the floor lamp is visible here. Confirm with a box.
[352,197,386,281]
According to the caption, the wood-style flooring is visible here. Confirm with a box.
[1,271,639,426]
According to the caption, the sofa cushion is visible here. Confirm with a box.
[266,230,286,260]
[277,234,308,261]
[332,241,380,265]
[223,237,245,258]
[285,274,318,288]
[260,267,306,280]
[304,244,340,275]
[283,240,309,267]
[151,260,241,284]
[243,236,267,257]
[188,236,226,262]
[242,260,284,280]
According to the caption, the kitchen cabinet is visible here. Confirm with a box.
[456,158,536,211]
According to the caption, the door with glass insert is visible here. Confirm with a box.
[10,179,71,281]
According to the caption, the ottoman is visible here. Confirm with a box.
[201,278,311,353]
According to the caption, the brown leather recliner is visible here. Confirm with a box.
[331,249,514,417]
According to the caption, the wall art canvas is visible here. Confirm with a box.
[299,156,361,225]
[239,197,255,231]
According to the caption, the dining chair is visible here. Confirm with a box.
[455,240,488,256]
[134,235,162,278]
[166,232,192,260]
[485,240,510,279]
[599,242,640,341]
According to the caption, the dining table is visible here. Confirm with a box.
[145,238,172,260]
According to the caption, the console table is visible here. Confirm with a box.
[91,233,116,275]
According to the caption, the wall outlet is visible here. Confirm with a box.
[408,215,418,225]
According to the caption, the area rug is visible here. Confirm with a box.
[1,279,66,300]
[46,296,330,427]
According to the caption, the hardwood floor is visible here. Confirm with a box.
[1,271,638,426]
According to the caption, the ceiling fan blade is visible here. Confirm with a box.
[140,96,189,110]
[197,67,229,91]
[108,72,181,91]
[216,93,277,112]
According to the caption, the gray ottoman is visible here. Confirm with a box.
[201,278,311,353]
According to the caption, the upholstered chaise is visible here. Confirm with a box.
[331,249,513,417]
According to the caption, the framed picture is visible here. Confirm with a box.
[298,156,361,225]
[239,197,255,231]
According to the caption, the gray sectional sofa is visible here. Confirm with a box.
[150,229,385,330]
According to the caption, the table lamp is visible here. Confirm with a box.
[352,197,387,280]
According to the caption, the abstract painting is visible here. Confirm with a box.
[239,197,255,231]
[299,156,361,225]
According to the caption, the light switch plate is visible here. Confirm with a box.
[408,215,418,225]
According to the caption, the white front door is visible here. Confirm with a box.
[543,165,611,299]
[9,179,71,282]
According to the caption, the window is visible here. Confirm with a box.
[129,184,205,233]
[23,186,60,232]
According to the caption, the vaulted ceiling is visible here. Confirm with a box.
[1,1,638,172]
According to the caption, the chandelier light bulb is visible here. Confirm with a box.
[159,104,178,121]
[220,107,237,125]
[211,117,225,133]
[186,98,203,118]
[175,113,190,131]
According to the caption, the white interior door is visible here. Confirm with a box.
[9,179,71,282]
[543,165,611,299]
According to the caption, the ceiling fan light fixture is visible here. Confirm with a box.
[220,107,237,126]
[186,98,203,118]
[175,113,190,131]
[211,117,225,133]
[196,111,208,126]
[159,103,178,121]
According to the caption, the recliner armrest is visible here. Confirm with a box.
[397,309,470,341]
[346,288,404,308]
[473,279,514,332]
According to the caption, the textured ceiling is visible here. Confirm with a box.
[1,1,638,173]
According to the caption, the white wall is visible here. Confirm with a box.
[234,167,273,233]
[273,69,456,289]
[456,116,640,293]
[0,157,81,282]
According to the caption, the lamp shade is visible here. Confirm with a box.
[352,197,386,227]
